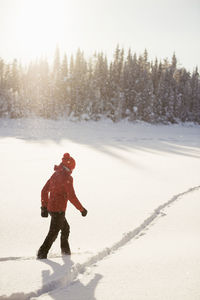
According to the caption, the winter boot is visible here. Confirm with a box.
[61,241,71,255]
[37,249,48,259]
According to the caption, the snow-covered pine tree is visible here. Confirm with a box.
[122,50,140,120]
[92,52,109,120]
[71,49,88,119]
[190,67,200,123]
[59,53,69,116]
[176,68,191,122]
[109,45,125,121]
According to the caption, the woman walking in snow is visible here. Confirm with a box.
[37,153,87,259]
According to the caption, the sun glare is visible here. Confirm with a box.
[16,0,75,61]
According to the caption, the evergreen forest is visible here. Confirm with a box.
[0,46,199,123]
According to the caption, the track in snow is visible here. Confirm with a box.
[1,185,200,300]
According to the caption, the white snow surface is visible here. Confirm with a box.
[0,118,200,300]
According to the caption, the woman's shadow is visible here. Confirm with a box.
[40,255,103,300]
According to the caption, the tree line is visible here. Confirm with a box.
[0,46,199,123]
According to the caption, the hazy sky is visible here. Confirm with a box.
[0,0,199,70]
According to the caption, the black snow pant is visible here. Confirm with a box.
[38,212,71,257]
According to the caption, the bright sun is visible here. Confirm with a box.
[16,0,76,61]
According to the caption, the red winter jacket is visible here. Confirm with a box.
[41,163,84,212]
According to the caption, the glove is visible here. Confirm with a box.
[81,208,88,217]
[41,207,48,218]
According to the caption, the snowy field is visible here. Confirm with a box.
[0,118,200,300]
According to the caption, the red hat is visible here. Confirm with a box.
[62,153,76,171]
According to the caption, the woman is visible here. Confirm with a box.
[37,153,87,259]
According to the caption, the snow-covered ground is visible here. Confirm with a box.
[0,118,200,300]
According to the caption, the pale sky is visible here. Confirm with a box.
[0,0,199,71]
